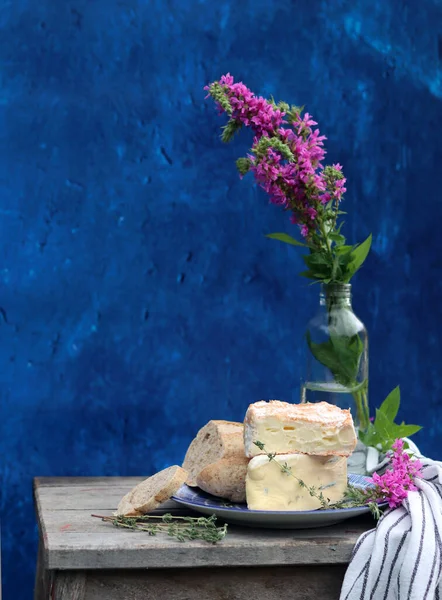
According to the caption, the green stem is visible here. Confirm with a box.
[352,380,369,432]
[318,217,333,258]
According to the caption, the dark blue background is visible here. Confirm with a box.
[1,0,441,596]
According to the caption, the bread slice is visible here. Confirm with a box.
[182,420,245,487]
[244,400,357,458]
[115,496,142,517]
[115,465,187,516]
[196,456,248,503]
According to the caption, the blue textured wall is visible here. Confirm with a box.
[1,0,441,596]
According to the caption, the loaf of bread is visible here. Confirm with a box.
[115,465,188,516]
[182,420,246,487]
[196,456,248,503]
[244,400,357,458]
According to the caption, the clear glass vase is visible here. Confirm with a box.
[300,283,369,433]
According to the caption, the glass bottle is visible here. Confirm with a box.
[301,284,369,432]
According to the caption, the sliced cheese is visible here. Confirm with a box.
[244,400,356,458]
[246,453,347,511]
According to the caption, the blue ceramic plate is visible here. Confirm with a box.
[172,474,380,529]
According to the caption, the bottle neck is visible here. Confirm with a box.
[319,283,352,308]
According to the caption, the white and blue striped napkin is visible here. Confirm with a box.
[341,442,442,600]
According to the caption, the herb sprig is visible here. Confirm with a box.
[92,513,227,544]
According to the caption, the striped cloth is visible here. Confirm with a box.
[340,450,442,600]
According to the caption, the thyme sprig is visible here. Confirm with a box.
[253,441,383,519]
[92,513,228,544]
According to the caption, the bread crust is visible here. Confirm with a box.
[182,420,245,486]
[196,456,249,503]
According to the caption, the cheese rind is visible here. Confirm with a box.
[244,400,357,458]
[246,453,347,511]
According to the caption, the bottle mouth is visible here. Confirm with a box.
[320,283,352,299]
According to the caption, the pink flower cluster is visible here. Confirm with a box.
[207,74,347,238]
[218,74,285,137]
[249,145,323,238]
[370,439,423,509]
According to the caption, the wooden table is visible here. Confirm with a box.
[34,477,373,600]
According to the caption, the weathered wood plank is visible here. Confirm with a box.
[52,572,86,600]
[35,477,147,488]
[37,493,186,512]
[83,566,347,600]
[36,488,135,511]
[35,477,372,571]
[45,527,362,570]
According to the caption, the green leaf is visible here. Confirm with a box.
[394,424,422,438]
[344,233,372,281]
[338,251,355,269]
[329,333,364,384]
[266,233,307,247]
[299,270,317,279]
[306,332,364,387]
[302,254,333,281]
[336,245,354,255]
[303,253,331,266]
[302,264,332,281]
[331,256,340,280]
[329,232,346,245]
[378,386,400,422]
[358,423,379,448]
[358,383,423,451]
[306,334,345,381]
[373,409,393,444]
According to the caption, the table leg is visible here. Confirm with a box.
[34,541,51,600]
[51,572,86,600]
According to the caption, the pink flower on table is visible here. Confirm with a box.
[369,438,423,509]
